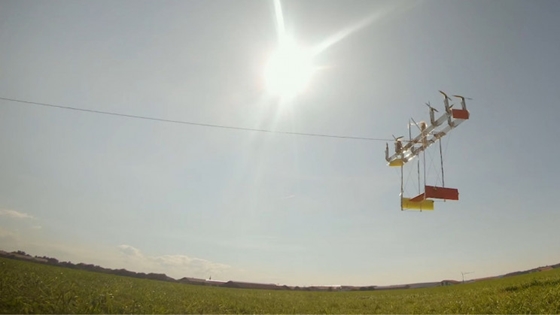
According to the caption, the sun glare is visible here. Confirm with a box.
[265,0,405,99]
[264,38,315,99]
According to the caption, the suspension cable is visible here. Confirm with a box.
[400,164,404,211]
[439,137,445,187]
[417,154,421,194]
[423,150,427,188]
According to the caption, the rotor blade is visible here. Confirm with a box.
[453,94,473,100]
[425,102,438,112]
[439,90,452,100]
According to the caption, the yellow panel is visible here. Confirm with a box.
[388,159,404,167]
[402,198,434,211]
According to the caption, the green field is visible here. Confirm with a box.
[1,257,560,314]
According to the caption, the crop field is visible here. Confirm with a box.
[1,257,560,314]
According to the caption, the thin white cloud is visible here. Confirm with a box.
[117,244,143,257]
[117,245,231,279]
[0,209,34,219]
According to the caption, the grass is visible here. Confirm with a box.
[1,257,560,314]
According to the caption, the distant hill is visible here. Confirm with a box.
[2,249,558,291]
[501,265,558,278]
[0,250,176,282]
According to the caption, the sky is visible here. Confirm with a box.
[1,0,560,287]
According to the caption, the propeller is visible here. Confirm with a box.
[392,134,403,141]
[425,102,438,112]
[453,95,473,101]
[439,90,452,101]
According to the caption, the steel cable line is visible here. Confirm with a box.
[1,96,395,142]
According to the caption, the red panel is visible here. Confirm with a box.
[424,185,459,200]
[452,109,469,120]
[409,193,426,202]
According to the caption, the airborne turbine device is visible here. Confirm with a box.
[385,91,471,211]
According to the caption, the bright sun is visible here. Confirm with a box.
[264,38,315,98]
